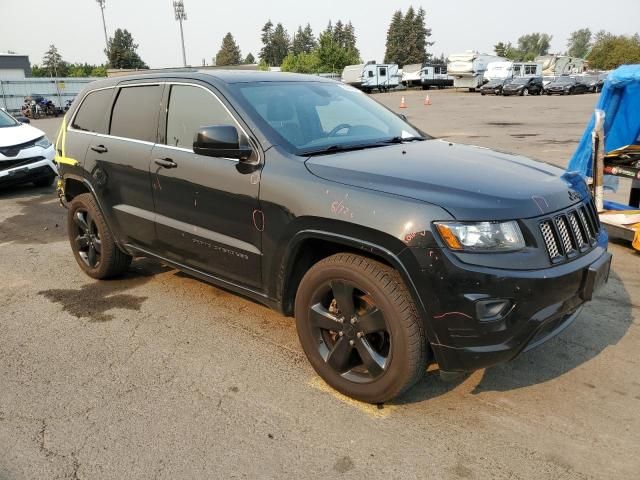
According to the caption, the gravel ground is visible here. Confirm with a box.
[0,90,638,480]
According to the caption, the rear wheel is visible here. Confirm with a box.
[295,253,428,403]
[67,193,131,279]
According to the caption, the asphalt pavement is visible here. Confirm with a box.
[1,90,638,479]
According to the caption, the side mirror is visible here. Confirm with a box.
[193,125,253,161]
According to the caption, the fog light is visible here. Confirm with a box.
[476,299,512,322]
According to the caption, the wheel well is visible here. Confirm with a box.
[281,238,393,316]
[64,178,90,202]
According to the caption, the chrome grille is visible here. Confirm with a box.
[555,216,575,254]
[540,221,561,259]
[568,212,586,248]
[539,199,599,262]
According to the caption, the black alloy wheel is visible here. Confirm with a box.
[308,279,391,383]
[67,193,131,279]
[295,253,428,403]
[72,208,102,269]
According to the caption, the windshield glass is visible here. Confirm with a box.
[486,80,503,86]
[233,81,424,155]
[555,77,575,84]
[0,109,19,128]
[511,77,531,85]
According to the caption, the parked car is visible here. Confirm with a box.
[581,74,606,93]
[545,76,589,95]
[0,107,57,189]
[502,76,544,96]
[55,72,611,403]
[479,78,509,95]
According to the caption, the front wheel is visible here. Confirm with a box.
[67,193,132,279]
[295,253,428,403]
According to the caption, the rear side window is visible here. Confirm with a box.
[71,89,112,133]
[110,85,162,142]
[166,85,236,149]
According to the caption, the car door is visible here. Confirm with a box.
[84,83,162,249]
[150,82,262,288]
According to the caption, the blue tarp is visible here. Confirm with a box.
[567,64,640,178]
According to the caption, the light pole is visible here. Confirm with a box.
[173,1,188,67]
[95,0,109,52]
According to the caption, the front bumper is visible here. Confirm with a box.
[502,88,523,96]
[408,236,610,373]
[0,145,57,187]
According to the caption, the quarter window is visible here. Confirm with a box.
[71,89,112,133]
[110,85,162,142]
[166,85,236,149]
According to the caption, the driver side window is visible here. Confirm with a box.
[166,84,235,149]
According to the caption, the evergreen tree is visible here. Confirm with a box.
[215,32,242,66]
[567,28,592,58]
[42,44,65,76]
[259,20,275,65]
[384,10,403,64]
[105,29,148,69]
[494,41,508,57]
[384,7,432,66]
[270,23,290,66]
[316,28,360,73]
[244,52,256,64]
[292,24,317,55]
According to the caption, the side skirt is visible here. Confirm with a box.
[125,244,279,312]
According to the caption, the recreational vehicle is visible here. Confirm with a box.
[420,64,453,89]
[401,63,423,87]
[341,62,399,93]
[484,61,542,82]
[447,51,507,91]
[535,55,587,76]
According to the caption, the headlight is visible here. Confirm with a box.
[35,136,52,149]
[435,221,525,252]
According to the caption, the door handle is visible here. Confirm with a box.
[90,144,108,153]
[154,158,177,169]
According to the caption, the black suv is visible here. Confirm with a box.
[55,71,611,403]
[502,76,544,96]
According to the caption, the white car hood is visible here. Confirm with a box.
[0,123,46,148]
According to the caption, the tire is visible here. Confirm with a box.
[33,174,56,188]
[67,193,132,279]
[295,253,428,403]
[522,88,528,96]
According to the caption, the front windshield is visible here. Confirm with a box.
[511,77,531,85]
[232,81,424,155]
[0,109,19,128]
[486,80,503,86]
[556,77,575,84]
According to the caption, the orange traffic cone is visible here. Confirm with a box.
[424,95,432,106]
[399,96,407,108]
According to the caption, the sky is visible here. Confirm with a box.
[1,0,639,68]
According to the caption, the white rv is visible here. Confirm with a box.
[401,64,423,87]
[447,51,507,91]
[420,64,453,89]
[535,55,587,76]
[341,62,400,93]
[484,61,542,81]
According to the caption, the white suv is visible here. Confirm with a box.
[0,108,57,188]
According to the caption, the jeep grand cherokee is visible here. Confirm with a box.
[55,71,611,403]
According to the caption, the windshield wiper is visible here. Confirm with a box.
[303,143,386,157]
[377,136,426,144]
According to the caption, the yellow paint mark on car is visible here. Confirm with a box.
[308,376,396,418]
[54,115,79,166]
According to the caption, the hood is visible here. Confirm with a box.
[305,140,587,221]
[0,123,45,148]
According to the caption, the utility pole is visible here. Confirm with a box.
[95,0,109,52]
[173,1,188,67]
